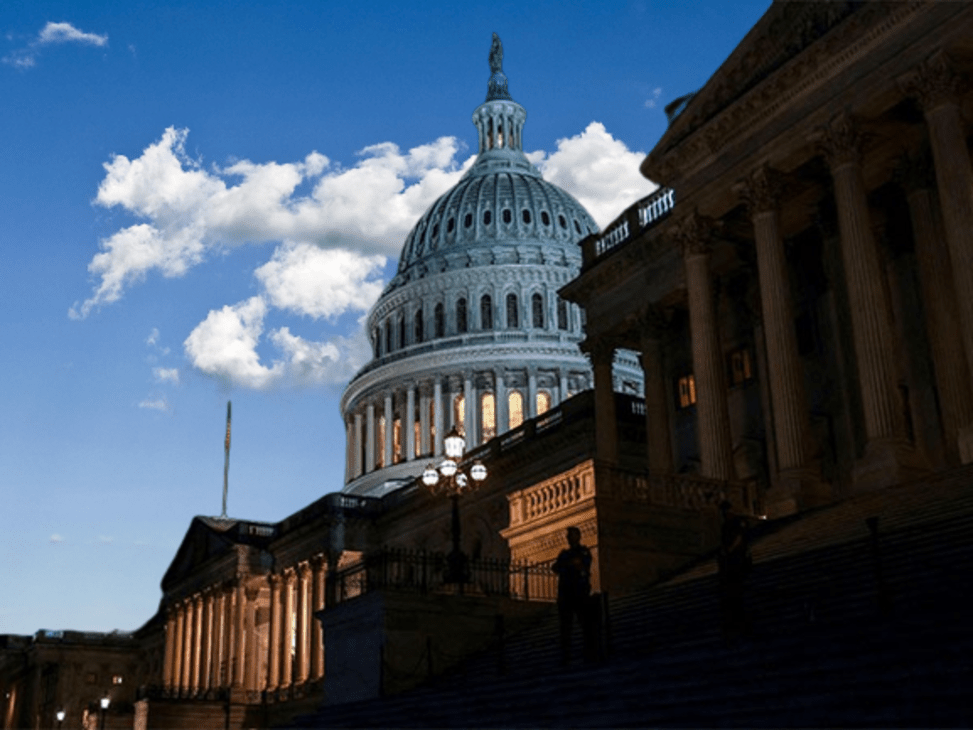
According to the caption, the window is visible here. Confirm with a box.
[373,328,380,357]
[399,315,406,349]
[557,299,569,331]
[541,211,551,226]
[558,214,567,229]
[574,219,582,234]
[376,416,386,468]
[112,675,123,685]
[432,223,439,239]
[413,419,421,459]
[532,293,544,328]
[414,308,424,344]
[453,394,465,436]
[481,392,496,441]
[536,391,551,416]
[393,418,402,463]
[483,209,492,225]
[385,320,393,353]
[429,400,436,450]
[447,217,454,233]
[506,293,518,329]
[728,348,753,386]
[435,302,445,338]
[481,294,493,330]
[464,212,473,228]
[523,209,531,224]
[503,209,512,224]
[676,375,697,409]
[508,391,524,430]
[457,298,468,334]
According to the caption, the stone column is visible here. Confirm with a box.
[266,575,281,691]
[353,412,363,478]
[384,393,394,467]
[191,594,204,693]
[344,420,352,484]
[560,371,570,405]
[897,151,973,466]
[814,112,923,487]
[295,563,311,684]
[464,373,475,444]
[584,339,619,463]
[210,591,224,690]
[638,307,674,474]
[180,599,193,694]
[527,369,538,419]
[220,586,233,688]
[405,386,416,461]
[433,378,444,455]
[365,404,376,473]
[244,584,260,692]
[200,590,214,693]
[673,210,735,480]
[233,580,246,689]
[280,569,295,688]
[310,557,326,680]
[419,387,431,457]
[163,609,176,690]
[495,369,508,434]
[736,165,823,512]
[900,52,973,462]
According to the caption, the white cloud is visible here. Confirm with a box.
[3,21,107,68]
[153,367,179,385]
[138,397,170,412]
[72,128,470,319]
[530,121,658,227]
[644,87,663,109]
[38,22,108,47]
[146,327,160,346]
[255,242,385,320]
[49,534,65,544]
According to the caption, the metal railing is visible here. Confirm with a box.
[329,547,558,604]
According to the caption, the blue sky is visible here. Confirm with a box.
[0,1,771,636]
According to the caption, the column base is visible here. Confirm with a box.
[958,425,973,465]
[764,465,831,518]
[853,439,928,492]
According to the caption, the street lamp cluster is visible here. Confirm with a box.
[421,427,487,584]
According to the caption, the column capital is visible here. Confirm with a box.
[898,50,965,113]
[244,583,261,602]
[670,208,719,258]
[812,110,867,169]
[309,553,326,572]
[894,148,935,194]
[297,562,312,580]
[734,164,788,216]
[268,573,282,589]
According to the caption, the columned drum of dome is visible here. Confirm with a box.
[340,35,642,497]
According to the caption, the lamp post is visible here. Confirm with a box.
[421,427,488,585]
[99,696,110,730]
[56,709,65,729]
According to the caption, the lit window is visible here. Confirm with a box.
[429,400,436,449]
[728,349,753,386]
[481,393,496,441]
[536,391,551,416]
[376,416,386,468]
[677,375,697,409]
[393,418,402,463]
[413,419,421,459]
[454,395,465,436]
[508,391,524,430]
[112,675,123,685]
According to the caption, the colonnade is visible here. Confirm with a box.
[345,368,580,483]
[587,51,973,510]
[161,557,328,698]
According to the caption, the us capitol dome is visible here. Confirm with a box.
[340,34,642,497]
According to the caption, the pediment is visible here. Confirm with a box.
[160,516,240,592]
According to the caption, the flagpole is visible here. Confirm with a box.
[222,401,231,519]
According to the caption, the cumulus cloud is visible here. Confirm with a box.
[152,367,179,385]
[71,128,470,319]
[530,122,658,227]
[3,21,107,68]
[183,297,371,390]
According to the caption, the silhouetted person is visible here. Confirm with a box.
[718,501,751,643]
[552,526,595,665]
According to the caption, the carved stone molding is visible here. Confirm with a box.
[898,50,965,113]
[734,164,789,215]
[812,110,865,169]
[669,209,718,258]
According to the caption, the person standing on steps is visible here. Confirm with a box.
[552,526,596,665]
[718,500,752,644]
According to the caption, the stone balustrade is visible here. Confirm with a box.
[508,464,595,527]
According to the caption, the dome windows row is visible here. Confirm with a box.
[371,290,578,358]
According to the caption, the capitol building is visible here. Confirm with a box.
[340,34,641,498]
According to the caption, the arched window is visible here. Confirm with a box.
[457,298,468,334]
[506,293,518,329]
[557,299,569,331]
[536,391,551,416]
[481,392,496,441]
[508,391,524,430]
[373,328,380,357]
[414,308,424,344]
[385,320,393,353]
[434,302,445,338]
[453,394,465,436]
[481,294,493,330]
[532,293,545,329]
[399,315,406,348]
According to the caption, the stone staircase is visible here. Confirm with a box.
[288,467,973,728]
